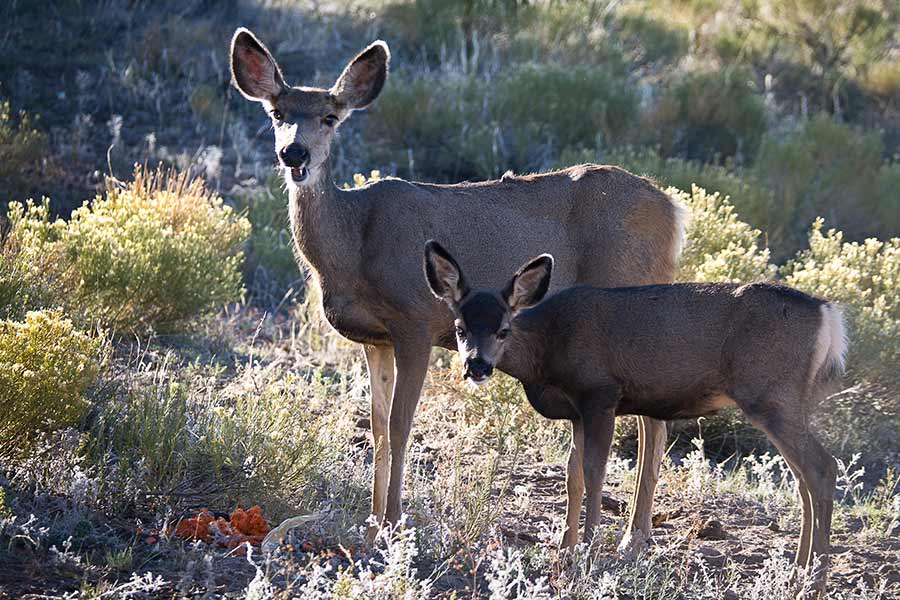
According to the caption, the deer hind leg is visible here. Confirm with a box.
[364,344,395,541]
[778,452,814,565]
[384,331,431,525]
[748,401,836,596]
[619,416,666,558]
[582,407,617,543]
[561,419,585,548]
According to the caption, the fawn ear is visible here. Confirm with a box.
[424,241,469,306]
[331,40,390,110]
[503,254,554,314]
[231,28,287,102]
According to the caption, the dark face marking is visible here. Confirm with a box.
[460,292,507,335]
[455,291,512,384]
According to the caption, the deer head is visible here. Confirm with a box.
[423,240,554,384]
[230,28,390,187]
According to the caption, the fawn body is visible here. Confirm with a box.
[230,28,686,548]
[424,242,845,593]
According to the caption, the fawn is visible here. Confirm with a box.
[424,240,845,594]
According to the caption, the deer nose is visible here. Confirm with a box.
[464,358,493,381]
[279,144,309,167]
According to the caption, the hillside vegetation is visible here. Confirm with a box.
[0,1,897,598]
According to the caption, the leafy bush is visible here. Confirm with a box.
[493,63,638,154]
[0,199,67,320]
[671,185,775,283]
[647,67,767,163]
[615,9,690,66]
[754,114,900,253]
[0,100,46,209]
[7,167,251,331]
[0,309,102,458]
[784,219,899,387]
[367,63,638,181]
[367,70,493,180]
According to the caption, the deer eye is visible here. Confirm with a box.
[322,114,339,127]
[271,109,284,123]
[455,326,466,338]
[497,328,510,341]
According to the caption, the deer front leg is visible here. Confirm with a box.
[619,416,666,558]
[363,344,395,542]
[384,330,432,525]
[561,418,585,548]
[582,407,617,543]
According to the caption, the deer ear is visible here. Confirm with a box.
[331,40,390,110]
[424,241,469,306]
[503,254,554,313]
[230,28,287,102]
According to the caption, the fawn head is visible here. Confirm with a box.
[424,241,553,384]
[230,28,389,187]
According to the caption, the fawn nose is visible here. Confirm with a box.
[279,144,309,167]
[464,358,493,381]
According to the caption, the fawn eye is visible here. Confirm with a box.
[497,328,510,340]
[323,114,339,127]
[455,326,466,338]
[271,109,284,122]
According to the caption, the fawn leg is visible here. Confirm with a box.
[561,419,585,548]
[582,407,617,543]
[620,416,666,557]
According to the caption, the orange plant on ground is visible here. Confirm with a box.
[173,505,270,549]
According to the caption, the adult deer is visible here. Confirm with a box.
[230,28,685,549]
[424,241,844,595]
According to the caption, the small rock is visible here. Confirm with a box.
[723,590,739,600]
[767,520,780,532]
[734,552,767,565]
[601,494,626,515]
[696,545,726,567]
[652,508,681,527]
[698,519,729,540]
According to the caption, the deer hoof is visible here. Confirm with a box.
[617,529,650,560]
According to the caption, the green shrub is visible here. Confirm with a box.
[0,199,67,320]
[754,114,900,252]
[615,9,690,66]
[783,219,899,387]
[0,309,102,458]
[367,70,492,180]
[493,63,639,154]
[0,100,46,209]
[7,167,251,332]
[367,63,638,181]
[670,185,775,283]
[647,67,766,163]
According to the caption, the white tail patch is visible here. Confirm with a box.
[669,199,690,267]
[809,303,848,385]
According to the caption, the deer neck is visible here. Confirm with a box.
[501,313,549,386]
[286,159,365,281]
